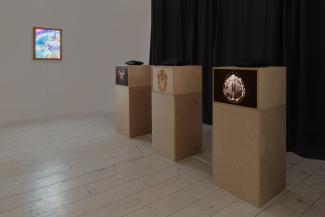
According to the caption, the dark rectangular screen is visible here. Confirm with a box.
[214,69,257,108]
[116,66,128,86]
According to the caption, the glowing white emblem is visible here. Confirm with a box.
[223,73,246,103]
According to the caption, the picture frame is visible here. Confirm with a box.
[33,27,62,60]
[116,66,129,86]
[214,68,257,108]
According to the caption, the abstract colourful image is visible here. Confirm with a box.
[34,28,62,59]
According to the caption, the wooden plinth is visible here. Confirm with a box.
[115,65,151,138]
[213,66,286,207]
[152,66,203,161]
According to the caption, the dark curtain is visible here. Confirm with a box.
[150,0,325,160]
[285,1,325,159]
[150,0,216,124]
[150,0,284,124]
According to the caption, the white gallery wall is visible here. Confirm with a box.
[0,0,151,124]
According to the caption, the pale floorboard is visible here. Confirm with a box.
[0,114,323,217]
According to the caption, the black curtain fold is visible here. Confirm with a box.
[285,0,325,159]
[150,0,325,160]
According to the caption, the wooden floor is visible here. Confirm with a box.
[0,114,324,217]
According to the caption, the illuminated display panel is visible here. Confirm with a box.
[116,66,129,86]
[214,69,257,108]
[33,27,62,60]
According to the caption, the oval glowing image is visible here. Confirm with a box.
[158,69,168,92]
[223,73,246,103]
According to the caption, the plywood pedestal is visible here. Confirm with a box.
[152,66,203,161]
[213,67,286,207]
[115,65,151,138]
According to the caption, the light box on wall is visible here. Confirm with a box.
[33,27,62,60]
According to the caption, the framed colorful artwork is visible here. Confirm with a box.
[33,27,62,60]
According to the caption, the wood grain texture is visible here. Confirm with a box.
[152,93,202,161]
[0,114,323,217]
[115,85,130,137]
[129,86,152,137]
[115,65,152,138]
[152,66,202,161]
[152,92,176,160]
[212,67,287,207]
[152,66,202,95]
[213,67,286,207]
[128,65,151,88]
[258,67,286,110]
[213,104,286,207]
[213,103,261,205]
[174,94,203,160]
[173,66,202,95]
